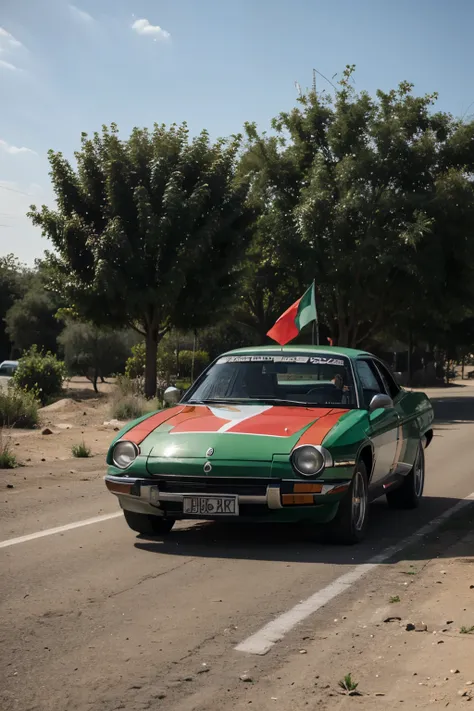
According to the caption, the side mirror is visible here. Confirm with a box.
[369,393,394,413]
[163,386,181,405]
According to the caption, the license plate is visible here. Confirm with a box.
[182,495,239,516]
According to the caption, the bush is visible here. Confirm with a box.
[116,374,145,397]
[125,343,146,379]
[110,394,161,421]
[125,340,176,381]
[0,387,39,428]
[0,429,17,468]
[72,441,92,458]
[59,323,134,392]
[13,346,65,405]
[178,350,209,379]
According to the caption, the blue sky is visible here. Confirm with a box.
[1,0,474,264]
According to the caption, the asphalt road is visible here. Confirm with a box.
[1,386,474,711]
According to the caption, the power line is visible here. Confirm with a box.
[0,184,31,196]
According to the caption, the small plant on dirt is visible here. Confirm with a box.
[460,625,474,634]
[403,571,416,576]
[389,595,401,603]
[0,386,39,428]
[338,673,360,695]
[111,393,160,421]
[72,441,92,458]
[0,428,17,469]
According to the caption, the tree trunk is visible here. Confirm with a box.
[191,330,197,383]
[145,328,159,399]
[407,330,413,386]
[93,367,99,394]
[175,333,180,377]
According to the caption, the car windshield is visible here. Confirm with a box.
[185,353,357,408]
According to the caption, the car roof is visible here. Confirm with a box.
[222,345,371,359]
[0,360,18,366]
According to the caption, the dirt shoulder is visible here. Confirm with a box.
[1,377,122,492]
[222,509,474,711]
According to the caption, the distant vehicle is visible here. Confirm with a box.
[0,360,18,376]
[105,346,434,544]
[467,370,474,379]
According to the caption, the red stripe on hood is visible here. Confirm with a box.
[295,409,349,447]
[170,407,230,433]
[229,407,333,437]
[125,406,186,445]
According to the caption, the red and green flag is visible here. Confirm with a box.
[267,283,317,346]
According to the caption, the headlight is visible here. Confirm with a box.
[113,441,139,469]
[291,445,332,477]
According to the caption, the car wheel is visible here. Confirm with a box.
[328,460,369,544]
[123,510,175,536]
[386,442,424,510]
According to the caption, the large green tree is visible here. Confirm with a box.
[58,321,136,392]
[5,262,64,355]
[0,254,26,358]
[242,66,474,347]
[29,123,256,396]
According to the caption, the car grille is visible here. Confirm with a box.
[147,475,269,497]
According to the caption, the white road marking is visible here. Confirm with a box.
[236,492,474,655]
[0,512,122,549]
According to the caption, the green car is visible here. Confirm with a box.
[105,346,434,544]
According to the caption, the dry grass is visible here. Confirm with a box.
[110,394,160,421]
[71,441,92,458]
[0,387,39,428]
[0,428,18,469]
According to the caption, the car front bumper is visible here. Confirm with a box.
[104,474,351,522]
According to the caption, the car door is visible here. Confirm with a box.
[354,358,400,486]
[373,359,417,474]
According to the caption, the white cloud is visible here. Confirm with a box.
[0,59,17,71]
[0,139,37,156]
[0,27,22,50]
[69,4,94,23]
[132,18,170,40]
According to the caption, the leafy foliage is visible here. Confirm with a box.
[58,322,135,392]
[198,322,250,361]
[5,262,64,355]
[29,122,256,396]
[13,346,65,405]
[0,254,28,357]
[242,66,474,346]
[125,343,146,379]
[0,387,39,428]
[176,350,209,379]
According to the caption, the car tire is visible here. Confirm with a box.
[327,460,369,545]
[386,442,424,510]
[123,510,175,536]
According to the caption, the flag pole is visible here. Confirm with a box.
[313,280,320,345]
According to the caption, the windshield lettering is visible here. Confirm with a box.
[186,353,356,409]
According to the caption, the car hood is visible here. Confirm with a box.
[122,403,348,463]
